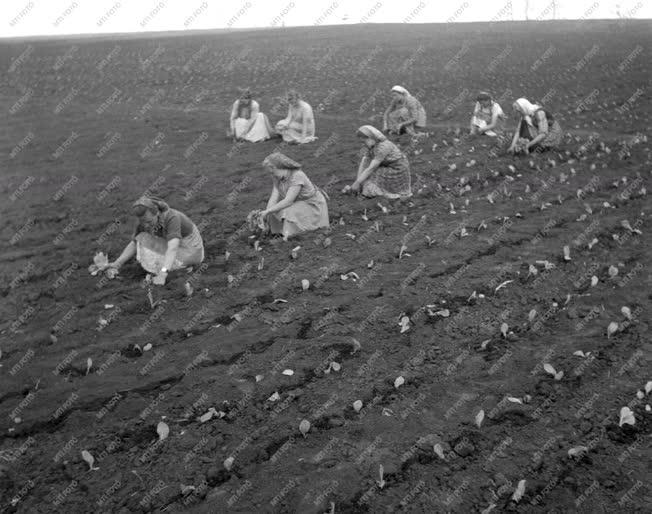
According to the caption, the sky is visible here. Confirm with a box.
[2,0,650,38]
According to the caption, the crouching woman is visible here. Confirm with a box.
[259,152,329,240]
[107,196,204,285]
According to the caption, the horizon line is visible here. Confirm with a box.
[2,17,651,43]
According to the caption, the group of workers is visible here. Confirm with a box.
[106,87,563,285]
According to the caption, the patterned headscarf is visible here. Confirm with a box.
[477,91,492,102]
[357,125,386,142]
[263,152,302,170]
[132,195,169,216]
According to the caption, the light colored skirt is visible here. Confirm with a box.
[269,191,329,238]
[387,105,427,131]
[135,226,204,274]
[519,119,563,148]
[275,119,317,144]
[234,113,273,142]
[362,157,412,200]
[471,116,503,137]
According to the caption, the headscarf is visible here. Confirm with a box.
[477,91,492,102]
[132,195,169,216]
[357,125,386,143]
[513,98,541,117]
[391,85,409,95]
[263,152,302,170]
[238,88,252,102]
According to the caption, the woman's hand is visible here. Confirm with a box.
[104,262,120,279]
[523,144,530,155]
[259,209,270,219]
[152,270,167,285]
[507,145,516,154]
[351,182,362,193]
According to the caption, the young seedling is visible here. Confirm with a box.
[607,321,619,338]
[81,450,99,471]
[619,406,635,427]
[398,316,410,333]
[157,421,169,441]
[567,446,589,458]
[475,409,485,428]
[377,464,386,489]
[184,281,194,297]
[495,280,513,293]
[511,480,526,502]
[543,363,564,380]
[299,419,310,438]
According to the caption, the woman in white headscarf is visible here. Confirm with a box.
[508,97,562,154]
[275,90,317,144]
[383,86,427,136]
[259,152,329,240]
[342,125,412,199]
[228,88,274,143]
[470,91,505,137]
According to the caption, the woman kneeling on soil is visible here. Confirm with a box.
[275,90,317,144]
[508,97,562,154]
[258,153,329,240]
[108,196,204,285]
[343,125,412,199]
[228,88,273,143]
[383,85,426,136]
[469,91,505,137]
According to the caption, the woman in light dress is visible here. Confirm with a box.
[508,97,563,154]
[107,196,204,285]
[275,90,317,144]
[342,125,412,199]
[259,152,329,240]
[469,91,505,137]
[228,89,273,142]
[383,85,426,136]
